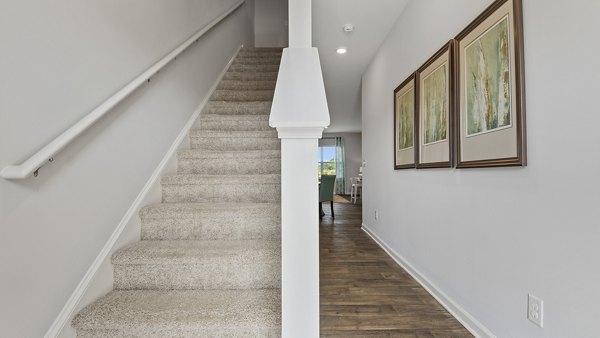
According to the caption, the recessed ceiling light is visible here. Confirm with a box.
[336,48,347,54]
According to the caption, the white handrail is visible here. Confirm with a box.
[0,0,245,180]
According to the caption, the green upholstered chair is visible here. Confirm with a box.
[319,175,336,218]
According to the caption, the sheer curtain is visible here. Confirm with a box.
[335,137,345,195]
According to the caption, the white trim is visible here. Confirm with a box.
[44,45,242,338]
[1,0,245,180]
[361,223,495,338]
[275,126,325,139]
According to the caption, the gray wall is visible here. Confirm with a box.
[254,0,288,47]
[321,133,362,195]
[0,1,254,336]
[362,0,600,336]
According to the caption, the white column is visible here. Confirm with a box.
[279,134,321,337]
[270,48,329,338]
[288,0,311,47]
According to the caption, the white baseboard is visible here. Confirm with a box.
[361,224,495,338]
[45,45,243,338]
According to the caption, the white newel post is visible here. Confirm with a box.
[270,46,330,337]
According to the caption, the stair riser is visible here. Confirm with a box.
[241,47,282,51]
[141,214,280,240]
[238,51,282,57]
[190,137,280,151]
[241,47,282,50]
[211,90,274,101]
[206,102,271,115]
[196,119,272,131]
[233,58,281,65]
[229,64,280,73]
[217,81,276,91]
[114,261,280,290]
[237,48,283,57]
[72,289,281,337]
[205,107,270,115]
[76,327,280,337]
[162,183,280,203]
[178,158,280,175]
[191,129,278,138]
[223,72,278,81]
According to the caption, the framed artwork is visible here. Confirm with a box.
[394,73,417,169]
[416,41,455,169]
[455,0,526,168]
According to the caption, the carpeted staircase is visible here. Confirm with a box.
[72,48,283,337]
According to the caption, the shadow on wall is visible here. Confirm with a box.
[254,0,289,47]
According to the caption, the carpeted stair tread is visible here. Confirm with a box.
[217,80,277,90]
[206,101,272,115]
[178,149,280,159]
[236,50,282,59]
[199,113,270,121]
[177,151,280,175]
[211,89,274,101]
[229,64,280,73]
[238,49,283,56]
[113,239,280,265]
[239,47,283,52]
[112,240,280,290]
[238,53,282,58]
[189,130,278,138]
[235,54,282,61]
[195,116,271,131]
[140,203,280,241]
[160,175,280,204]
[161,174,280,185]
[222,71,279,81]
[233,58,281,66]
[196,114,271,131]
[189,130,280,151]
[140,202,279,217]
[72,289,280,336]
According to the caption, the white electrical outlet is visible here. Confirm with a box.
[374,210,379,220]
[528,294,544,328]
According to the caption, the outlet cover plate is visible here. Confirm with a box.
[528,294,543,328]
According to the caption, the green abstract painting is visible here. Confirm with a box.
[397,88,414,150]
[466,16,512,136]
[423,64,448,145]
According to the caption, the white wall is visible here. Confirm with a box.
[0,1,253,337]
[362,0,600,336]
[255,0,288,47]
[321,133,362,195]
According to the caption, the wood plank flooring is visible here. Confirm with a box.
[320,202,472,337]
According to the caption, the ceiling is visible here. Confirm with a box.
[312,0,409,133]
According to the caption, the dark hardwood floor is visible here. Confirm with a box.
[319,202,472,337]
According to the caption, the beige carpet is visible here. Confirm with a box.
[72,47,283,336]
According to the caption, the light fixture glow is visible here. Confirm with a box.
[336,48,347,54]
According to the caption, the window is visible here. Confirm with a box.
[318,145,336,178]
